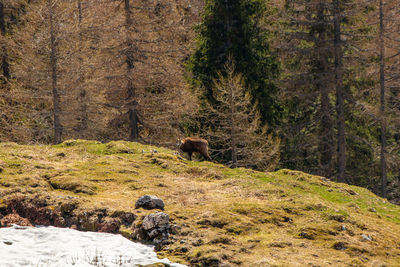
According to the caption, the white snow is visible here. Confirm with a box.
[0,225,187,267]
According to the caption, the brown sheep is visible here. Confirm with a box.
[177,137,212,161]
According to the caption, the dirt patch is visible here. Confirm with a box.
[0,213,32,227]
[0,193,135,234]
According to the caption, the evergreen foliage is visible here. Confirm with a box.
[187,0,281,127]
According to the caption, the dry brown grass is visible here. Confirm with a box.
[0,140,400,266]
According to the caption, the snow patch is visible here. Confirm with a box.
[0,225,186,267]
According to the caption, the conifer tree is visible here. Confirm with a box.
[333,0,346,182]
[280,0,335,178]
[378,0,387,197]
[280,0,376,184]
[188,0,280,127]
[208,58,279,170]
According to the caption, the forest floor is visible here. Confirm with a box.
[0,140,400,266]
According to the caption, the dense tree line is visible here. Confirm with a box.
[0,0,400,202]
[1,0,199,146]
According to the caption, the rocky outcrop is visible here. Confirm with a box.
[0,194,136,234]
[135,195,165,210]
[98,217,121,233]
[0,194,176,252]
[133,212,170,251]
[0,213,32,227]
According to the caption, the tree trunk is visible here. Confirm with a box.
[124,0,138,141]
[0,2,10,81]
[77,0,88,135]
[320,85,334,177]
[49,0,62,144]
[316,2,333,178]
[229,78,237,168]
[379,0,387,198]
[333,0,346,182]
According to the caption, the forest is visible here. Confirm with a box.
[0,0,399,203]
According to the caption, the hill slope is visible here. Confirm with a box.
[0,140,399,266]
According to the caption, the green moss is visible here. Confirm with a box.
[226,225,246,235]
[2,159,25,168]
[56,139,101,147]
[188,245,217,258]
[0,199,7,212]
[105,141,138,154]
[49,176,97,195]
[119,225,133,239]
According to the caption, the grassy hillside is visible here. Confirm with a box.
[0,140,400,266]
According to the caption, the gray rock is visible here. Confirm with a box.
[142,212,169,230]
[135,212,170,251]
[135,195,165,210]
